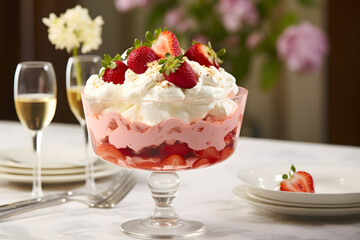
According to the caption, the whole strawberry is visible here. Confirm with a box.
[144,28,182,58]
[99,54,128,84]
[159,53,197,89]
[127,39,159,74]
[185,41,226,69]
[280,164,315,193]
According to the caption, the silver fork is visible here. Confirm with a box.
[0,170,136,219]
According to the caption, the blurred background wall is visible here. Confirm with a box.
[0,0,359,146]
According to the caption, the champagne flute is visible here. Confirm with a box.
[14,61,57,197]
[66,55,101,194]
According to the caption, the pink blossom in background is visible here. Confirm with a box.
[217,0,258,32]
[164,7,195,33]
[114,0,152,12]
[225,35,240,47]
[246,31,263,49]
[276,22,329,73]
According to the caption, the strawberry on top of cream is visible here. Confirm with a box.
[84,58,238,126]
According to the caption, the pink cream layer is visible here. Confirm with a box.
[87,105,243,153]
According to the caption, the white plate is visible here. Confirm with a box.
[245,188,360,208]
[238,164,360,205]
[0,147,90,169]
[232,186,360,217]
[0,165,121,184]
[0,163,108,176]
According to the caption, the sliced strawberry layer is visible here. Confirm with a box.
[93,129,237,171]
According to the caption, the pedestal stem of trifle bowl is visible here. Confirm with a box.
[121,171,205,239]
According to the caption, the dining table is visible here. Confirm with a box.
[0,120,359,240]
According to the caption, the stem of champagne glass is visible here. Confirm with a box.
[81,122,96,195]
[31,131,43,198]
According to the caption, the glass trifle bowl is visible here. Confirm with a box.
[82,86,247,238]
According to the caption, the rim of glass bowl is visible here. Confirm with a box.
[81,86,248,104]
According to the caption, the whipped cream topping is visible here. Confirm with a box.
[84,59,238,126]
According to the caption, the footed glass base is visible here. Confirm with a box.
[121,219,205,239]
[121,172,205,239]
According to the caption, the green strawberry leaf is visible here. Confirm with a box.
[104,54,111,64]
[145,31,155,43]
[101,60,107,68]
[158,54,185,76]
[99,53,121,78]
[112,54,121,61]
[217,48,226,56]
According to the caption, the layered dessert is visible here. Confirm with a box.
[83,29,248,171]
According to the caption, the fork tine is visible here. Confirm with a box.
[105,170,131,192]
[92,172,136,208]
[105,177,136,207]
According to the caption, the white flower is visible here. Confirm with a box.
[42,5,104,54]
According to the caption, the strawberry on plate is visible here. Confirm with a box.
[126,39,159,74]
[184,41,226,69]
[280,165,315,193]
[144,28,182,58]
[99,54,128,84]
[158,53,197,89]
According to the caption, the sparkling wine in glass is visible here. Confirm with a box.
[82,87,248,239]
[66,55,101,194]
[14,61,57,197]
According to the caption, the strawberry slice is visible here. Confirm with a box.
[220,146,234,160]
[184,41,226,69]
[158,53,197,89]
[96,143,125,165]
[195,147,221,160]
[192,158,211,168]
[224,132,234,145]
[126,39,159,74]
[144,28,182,58]
[161,142,191,157]
[160,154,186,167]
[280,165,315,193]
[136,161,161,170]
[99,54,128,84]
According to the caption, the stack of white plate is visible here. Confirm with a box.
[0,147,120,184]
[233,164,360,217]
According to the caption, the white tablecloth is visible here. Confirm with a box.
[0,120,359,240]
